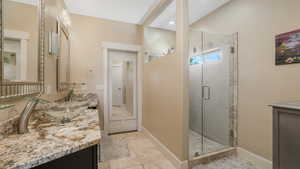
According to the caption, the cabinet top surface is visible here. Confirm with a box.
[0,93,101,169]
[271,101,300,111]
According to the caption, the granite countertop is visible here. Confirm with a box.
[271,101,300,110]
[0,93,101,169]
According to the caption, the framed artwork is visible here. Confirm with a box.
[276,29,300,65]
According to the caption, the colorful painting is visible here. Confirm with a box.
[276,29,300,65]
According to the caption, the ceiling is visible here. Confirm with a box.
[10,0,159,24]
[64,0,160,24]
[150,0,231,30]
[10,0,231,27]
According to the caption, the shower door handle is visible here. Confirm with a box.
[202,86,211,100]
[207,86,211,100]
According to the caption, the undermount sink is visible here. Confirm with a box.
[43,108,84,124]
[22,100,90,133]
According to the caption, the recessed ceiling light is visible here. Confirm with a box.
[169,20,176,25]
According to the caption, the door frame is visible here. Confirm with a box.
[102,42,142,134]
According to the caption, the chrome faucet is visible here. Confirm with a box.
[18,97,49,134]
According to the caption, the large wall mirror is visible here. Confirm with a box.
[0,0,45,98]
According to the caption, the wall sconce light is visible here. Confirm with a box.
[48,31,59,56]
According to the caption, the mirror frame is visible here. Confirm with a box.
[0,0,45,99]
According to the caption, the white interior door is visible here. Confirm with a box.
[111,65,123,106]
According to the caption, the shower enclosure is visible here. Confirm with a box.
[188,30,238,160]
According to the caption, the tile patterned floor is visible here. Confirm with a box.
[192,156,260,169]
[189,130,226,159]
[99,132,177,169]
[99,131,261,169]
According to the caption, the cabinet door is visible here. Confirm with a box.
[32,145,98,169]
[277,111,300,169]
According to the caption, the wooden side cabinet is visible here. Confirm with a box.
[273,107,300,169]
[32,145,98,169]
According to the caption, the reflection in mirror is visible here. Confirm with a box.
[109,50,137,119]
[144,0,176,63]
[58,24,70,91]
[3,0,39,82]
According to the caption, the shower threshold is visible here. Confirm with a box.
[189,147,236,167]
[189,130,228,159]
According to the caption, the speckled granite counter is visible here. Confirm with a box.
[0,94,101,169]
[271,101,300,110]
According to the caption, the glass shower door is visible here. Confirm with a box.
[189,30,206,159]
[189,58,204,158]
[202,32,234,153]
[188,30,235,159]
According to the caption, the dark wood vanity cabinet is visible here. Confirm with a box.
[273,107,300,169]
[32,145,98,169]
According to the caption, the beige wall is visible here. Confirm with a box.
[192,0,300,160]
[142,0,189,161]
[143,53,186,161]
[69,14,142,91]
[4,1,38,81]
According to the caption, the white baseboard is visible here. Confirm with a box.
[142,127,188,169]
[237,147,272,169]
